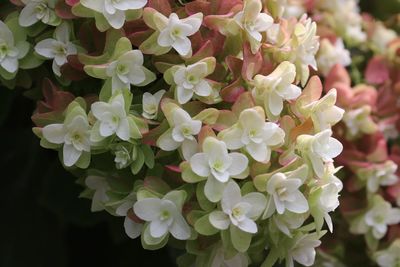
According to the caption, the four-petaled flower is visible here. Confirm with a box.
[253,61,301,120]
[142,90,165,120]
[81,0,147,29]
[91,93,131,141]
[35,22,78,76]
[157,108,202,160]
[42,103,91,167]
[133,191,191,240]
[0,21,29,74]
[19,0,60,27]
[106,50,156,91]
[190,137,249,202]
[219,107,285,162]
[209,181,266,234]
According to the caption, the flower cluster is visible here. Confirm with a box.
[3,0,399,266]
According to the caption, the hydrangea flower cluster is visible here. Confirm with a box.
[2,0,399,266]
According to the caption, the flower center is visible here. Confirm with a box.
[160,210,171,221]
[277,187,288,198]
[212,160,224,172]
[34,3,48,17]
[117,64,129,75]
[54,44,67,56]
[249,129,257,138]
[373,214,385,224]
[232,207,244,219]
[0,43,8,58]
[171,27,182,38]
[112,115,119,124]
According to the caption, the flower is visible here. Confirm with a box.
[80,0,147,29]
[133,191,191,240]
[364,197,400,239]
[173,61,213,104]
[232,0,274,53]
[142,90,165,119]
[151,12,203,56]
[265,166,309,215]
[85,176,110,212]
[19,0,60,27]
[112,143,132,169]
[106,50,156,91]
[209,181,266,233]
[342,106,378,139]
[272,211,307,237]
[91,93,131,141]
[296,129,343,178]
[287,233,322,267]
[0,21,29,74]
[42,102,91,167]
[218,107,285,162]
[34,22,77,76]
[357,161,398,193]
[300,89,344,131]
[374,239,400,267]
[371,23,397,54]
[190,137,249,202]
[157,107,201,160]
[253,61,301,119]
[316,38,351,76]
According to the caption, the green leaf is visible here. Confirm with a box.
[230,225,252,252]
[181,161,206,183]
[141,145,155,169]
[196,182,216,212]
[141,223,169,249]
[110,37,133,61]
[194,214,219,236]
[130,148,144,174]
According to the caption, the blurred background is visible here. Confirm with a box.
[0,0,399,267]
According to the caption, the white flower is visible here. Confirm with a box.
[35,22,77,76]
[173,62,213,104]
[19,0,60,27]
[0,21,29,74]
[42,110,91,167]
[91,93,131,141]
[232,0,274,53]
[190,137,249,202]
[133,191,191,240]
[265,167,309,215]
[85,176,110,212]
[106,50,156,91]
[81,0,147,29]
[364,197,400,239]
[157,108,201,160]
[155,12,203,56]
[115,192,142,239]
[343,106,377,138]
[142,90,165,119]
[272,211,307,237]
[297,129,343,178]
[375,239,400,267]
[287,233,321,267]
[219,107,285,162]
[113,143,132,169]
[316,38,351,76]
[209,181,266,234]
[357,161,398,193]
[300,89,344,131]
[253,61,301,119]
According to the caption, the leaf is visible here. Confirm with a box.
[196,182,216,212]
[130,148,145,174]
[142,145,155,169]
[194,214,219,236]
[230,225,252,252]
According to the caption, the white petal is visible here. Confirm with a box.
[194,80,212,97]
[124,216,142,239]
[227,153,248,176]
[19,3,39,27]
[182,139,198,161]
[246,142,268,162]
[169,214,191,240]
[204,177,226,203]
[190,153,210,177]
[116,118,130,141]
[63,144,82,167]
[219,127,243,150]
[221,181,242,213]
[80,0,104,12]
[112,0,147,10]
[133,198,162,221]
[35,39,56,58]
[176,86,193,104]
[172,37,192,56]
[91,102,110,120]
[42,124,65,144]
[237,217,258,234]
[242,192,267,219]
[157,29,174,47]
[285,191,309,213]
[157,129,180,151]
[149,219,169,238]
[268,92,283,116]
[1,57,18,73]
[209,211,230,230]
[104,9,126,29]
[181,13,203,35]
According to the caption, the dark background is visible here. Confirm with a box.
[0,1,399,267]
